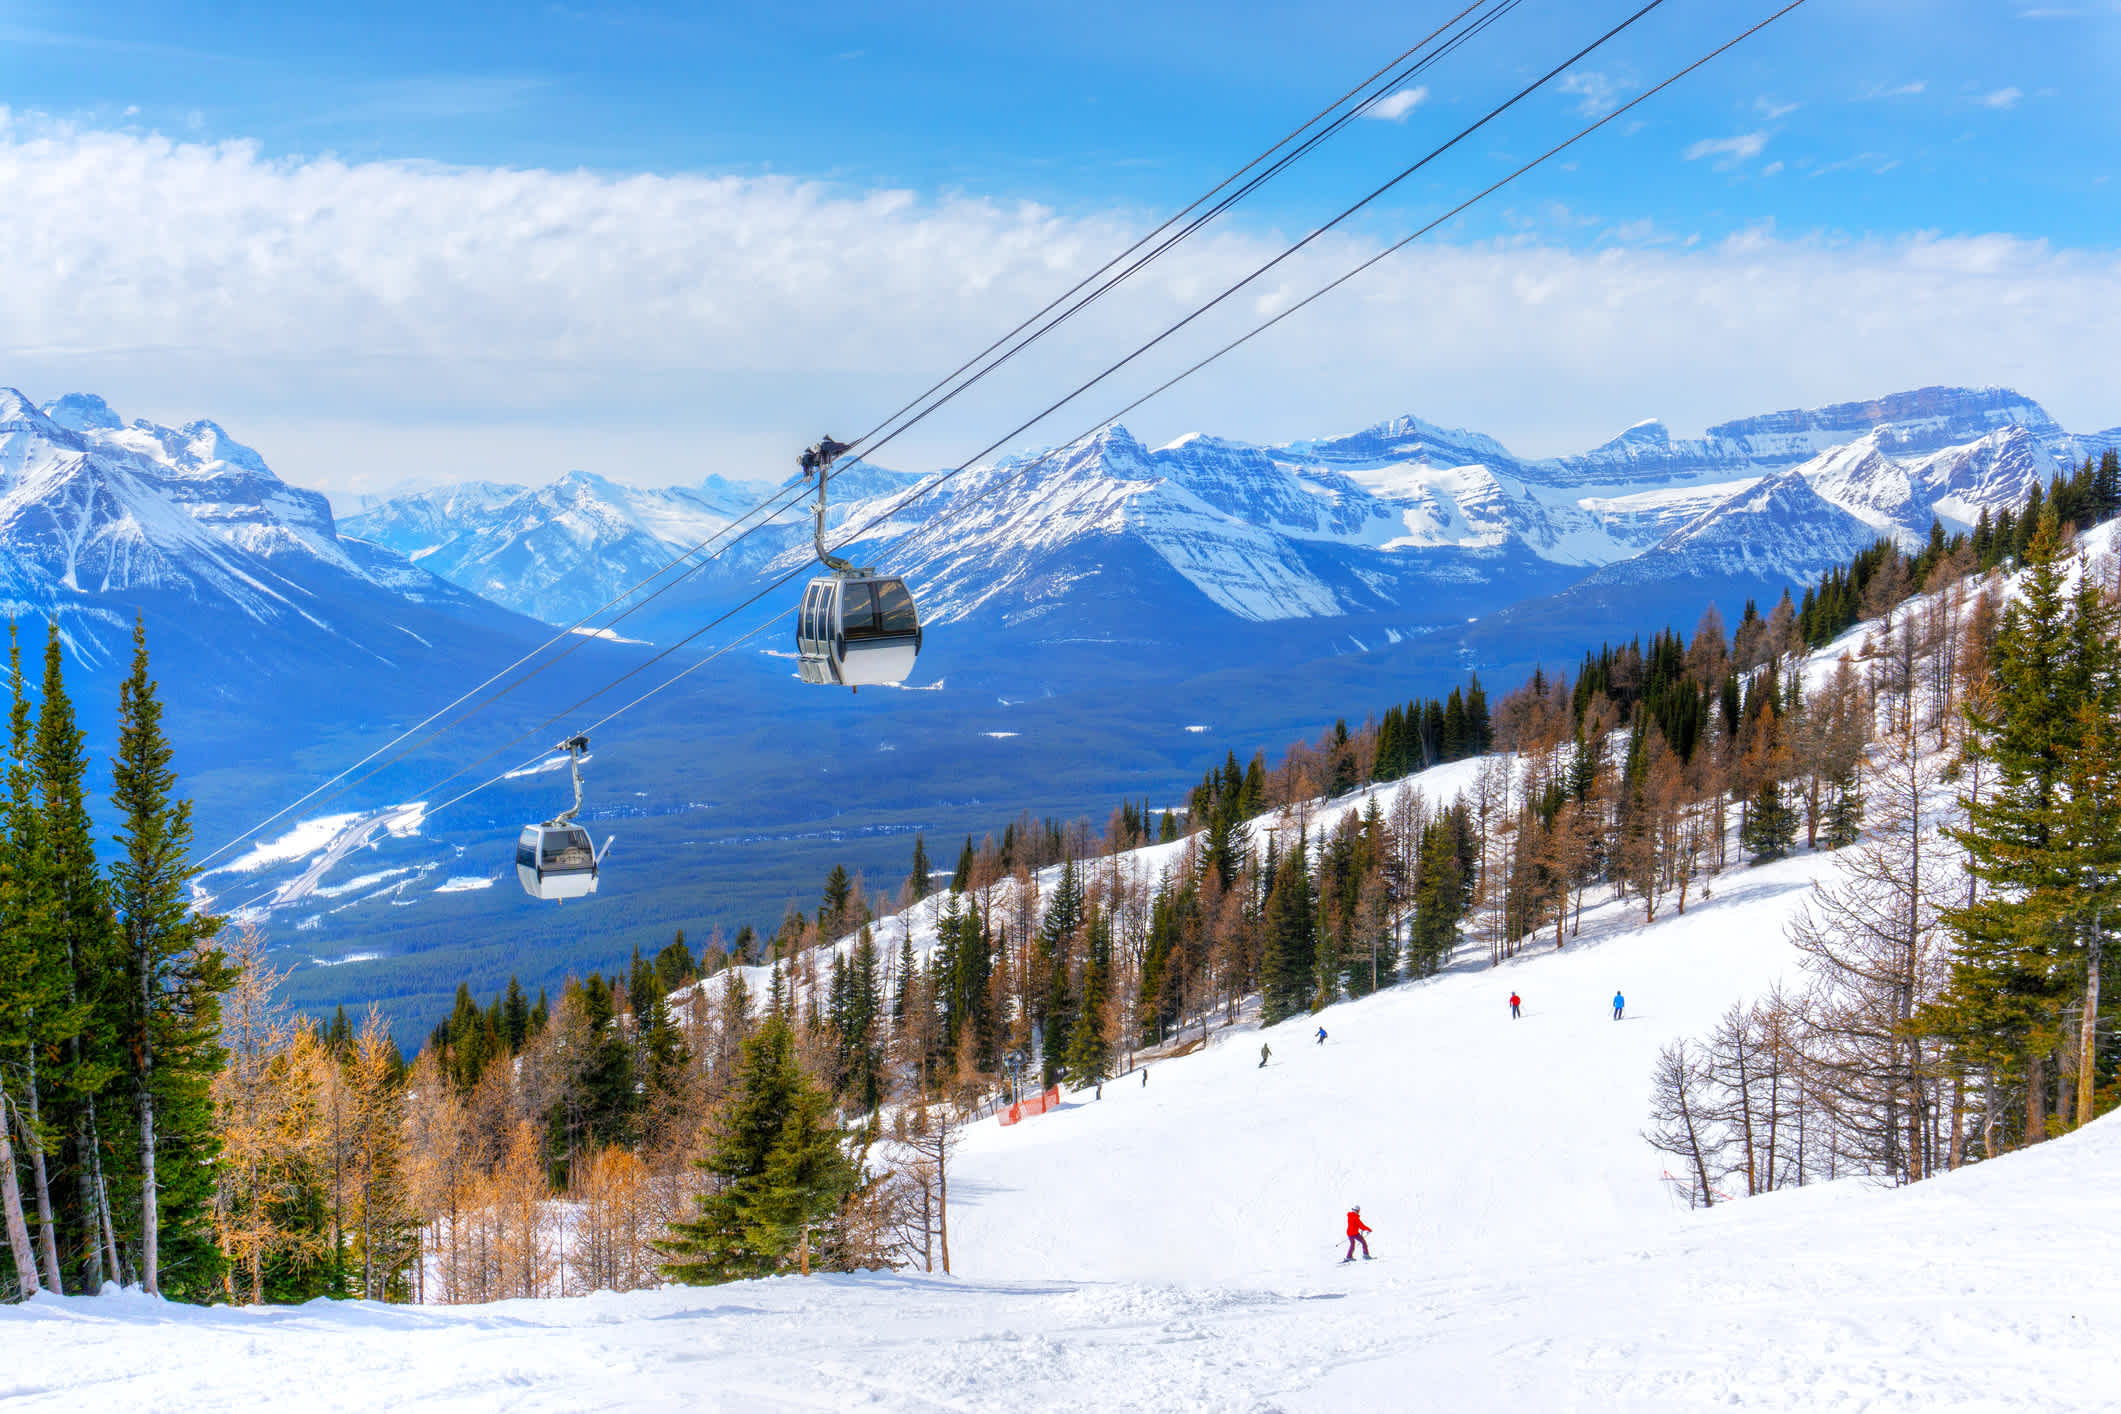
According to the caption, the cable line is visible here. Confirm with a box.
[464,0,1826,806]
[219,0,1813,879]
[833,0,1524,470]
[207,7,1529,866]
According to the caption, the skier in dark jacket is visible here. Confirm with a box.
[1259,1042,1271,1068]
[1343,1206,1372,1262]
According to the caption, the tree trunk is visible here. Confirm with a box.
[0,1087,41,1297]
[138,1032,158,1296]
[75,1110,103,1291]
[2081,915,2103,1128]
[86,1092,120,1284]
[1948,1068,1965,1172]
[21,1053,63,1293]
[937,1126,951,1277]
[2024,1051,2047,1147]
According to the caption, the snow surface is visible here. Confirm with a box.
[7,865,2117,1408]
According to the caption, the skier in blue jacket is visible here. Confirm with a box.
[1612,990,1625,1021]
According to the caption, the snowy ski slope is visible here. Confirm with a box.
[13,549,2121,1408]
[8,841,2119,1410]
[948,853,1817,1286]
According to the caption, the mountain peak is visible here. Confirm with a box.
[1707,385,2059,446]
[176,418,274,475]
[42,392,123,432]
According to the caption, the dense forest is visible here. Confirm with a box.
[5,450,2117,1302]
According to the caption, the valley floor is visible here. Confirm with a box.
[7,847,2117,1411]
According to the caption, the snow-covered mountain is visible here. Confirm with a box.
[0,383,564,846]
[340,468,929,628]
[339,385,2114,644]
[0,390,517,661]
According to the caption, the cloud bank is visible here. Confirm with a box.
[2,114,2116,492]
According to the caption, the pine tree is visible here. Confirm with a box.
[659,1017,859,1283]
[35,624,126,1293]
[1934,509,2118,1142]
[1739,778,1797,864]
[1260,833,1316,1025]
[0,624,76,1295]
[1822,770,1865,850]
[907,833,931,903]
[819,864,853,936]
[1064,911,1113,1088]
[950,836,974,893]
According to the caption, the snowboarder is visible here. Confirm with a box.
[1259,1043,1271,1068]
[1315,1026,1328,1046]
[1509,992,1521,1019]
[1612,990,1625,1021]
[1343,1205,1372,1262]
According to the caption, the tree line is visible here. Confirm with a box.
[1,622,231,1301]
[1649,452,2121,1203]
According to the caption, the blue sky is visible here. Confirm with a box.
[2,0,2116,490]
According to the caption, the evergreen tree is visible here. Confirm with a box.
[1036,859,1085,1085]
[1064,910,1112,1087]
[35,624,126,1293]
[1933,509,2118,1141]
[575,975,637,1151]
[1260,833,1316,1025]
[1739,778,1798,864]
[1409,808,1472,977]
[1822,770,1865,850]
[653,933,696,994]
[819,864,853,936]
[950,836,975,893]
[0,624,77,1295]
[907,833,931,903]
[659,1017,860,1284]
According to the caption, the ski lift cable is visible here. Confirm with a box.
[197,474,820,867]
[202,10,1525,866]
[857,0,1683,496]
[373,0,1790,828]
[224,0,1803,859]
[215,477,834,843]
[1077,0,1821,466]
[833,0,1524,470]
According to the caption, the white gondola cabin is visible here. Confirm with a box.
[516,822,599,901]
[516,734,610,902]
[796,573,922,689]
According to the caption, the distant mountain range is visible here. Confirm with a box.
[342,384,2118,646]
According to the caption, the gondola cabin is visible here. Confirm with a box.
[517,822,599,902]
[797,574,922,688]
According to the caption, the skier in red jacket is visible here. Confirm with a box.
[1343,1205,1372,1263]
[1509,991,1521,1020]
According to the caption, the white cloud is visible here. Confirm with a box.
[1863,80,1927,99]
[1683,132,1771,170]
[1557,71,1630,117]
[1,114,2116,483]
[1978,86,2024,109]
[1754,97,1799,119]
[1364,87,1428,122]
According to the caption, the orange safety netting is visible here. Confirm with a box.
[998,1084,1062,1126]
